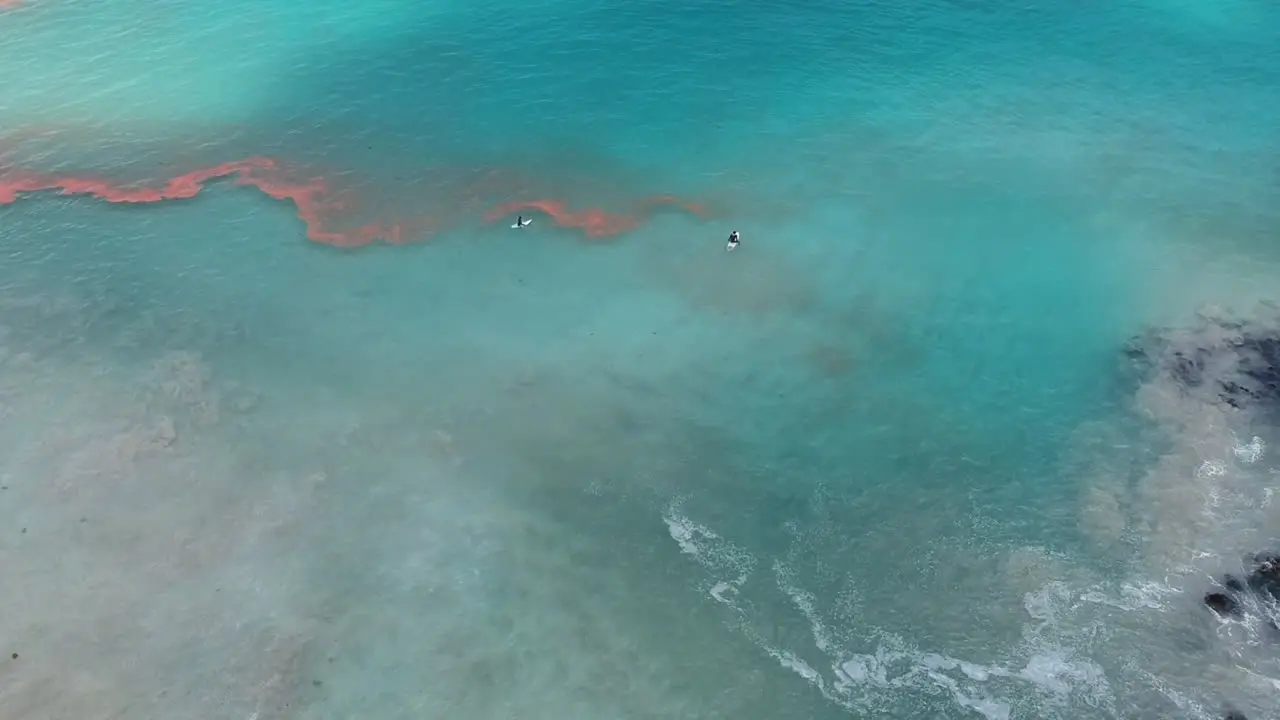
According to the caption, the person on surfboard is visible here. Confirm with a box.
[726,230,740,251]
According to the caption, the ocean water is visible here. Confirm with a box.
[2,0,1280,718]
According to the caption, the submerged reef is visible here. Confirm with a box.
[1125,308,1280,414]
[1124,308,1280,667]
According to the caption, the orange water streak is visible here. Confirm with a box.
[0,157,710,247]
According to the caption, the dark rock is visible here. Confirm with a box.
[1249,552,1280,573]
[1171,350,1205,386]
[1246,552,1280,600]
[1122,341,1147,362]
[1205,591,1242,619]
[1222,332,1280,408]
[1205,551,1280,626]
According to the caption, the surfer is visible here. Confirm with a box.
[726,230,740,251]
[513,215,532,229]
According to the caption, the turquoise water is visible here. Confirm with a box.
[2,1,1280,717]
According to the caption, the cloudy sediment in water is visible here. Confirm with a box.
[2,1,1279,718]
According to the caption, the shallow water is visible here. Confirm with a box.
[2,1,1280,718]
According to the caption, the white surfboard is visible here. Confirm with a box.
[726,241,739,252]
[511,218,533,229]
